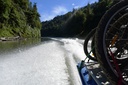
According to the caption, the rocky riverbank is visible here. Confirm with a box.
[0,36,20,41]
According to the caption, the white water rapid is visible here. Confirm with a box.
[0,38,85,85]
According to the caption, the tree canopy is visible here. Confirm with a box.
[0,0,42,38]
[41,0,116,38]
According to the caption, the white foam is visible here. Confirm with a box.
[0,41,69,85]
[0,38,85,85]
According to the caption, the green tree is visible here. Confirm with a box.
[0,0,42,37]
[41,0,114,37]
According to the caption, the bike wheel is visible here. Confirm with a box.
[95,0,128,84]
[84,28,97,61]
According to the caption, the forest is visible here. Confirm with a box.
[41,0,119,38]
[0,0,41,38]
[0,0,119,39]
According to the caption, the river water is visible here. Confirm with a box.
[0,38,86,85]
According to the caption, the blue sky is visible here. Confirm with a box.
[30,0,98,21]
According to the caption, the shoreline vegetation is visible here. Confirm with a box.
[1,1,118,39]
[0,0,42,40]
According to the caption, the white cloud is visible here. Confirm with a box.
[41,14,55,21]
[52,6,68,15]
[72,3,75,6]
[90,0,98,3]
[40,6,68,21]
[74,6,80,9]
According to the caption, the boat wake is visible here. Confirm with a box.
[0,38,85,85]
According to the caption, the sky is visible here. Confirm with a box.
[30,0,98,21]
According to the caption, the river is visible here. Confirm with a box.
[0,37,86,85]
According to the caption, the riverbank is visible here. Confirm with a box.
[0,36,20,41]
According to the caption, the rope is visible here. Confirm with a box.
[108,48,122,85]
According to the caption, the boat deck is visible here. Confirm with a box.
[78,62,112,85]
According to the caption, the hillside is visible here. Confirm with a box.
[41,0,117,38]
[0,0,42,38]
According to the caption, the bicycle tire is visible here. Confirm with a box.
[95,0,128,84]
[84,28,97,61]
